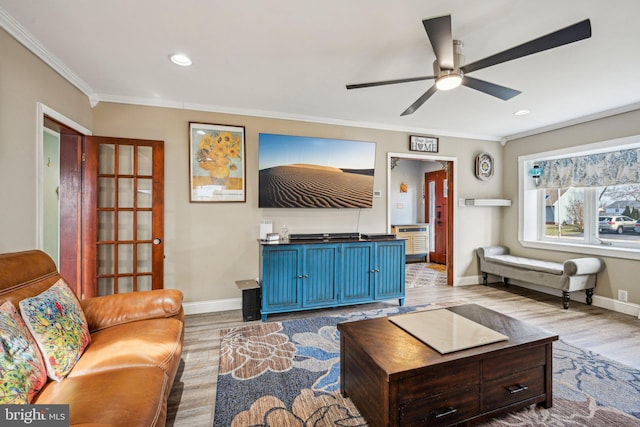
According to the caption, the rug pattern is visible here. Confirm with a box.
[405,263,446,288]
[214,306,640,426]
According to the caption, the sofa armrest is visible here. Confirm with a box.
[477,246,510,260]
[80,289,184,333]
[563,258,604,276]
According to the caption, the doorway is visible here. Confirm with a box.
[387,153,455,285]
[38,104,165,299]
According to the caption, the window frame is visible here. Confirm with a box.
[519,135,640,261]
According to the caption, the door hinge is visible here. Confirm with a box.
[81,152,86,162]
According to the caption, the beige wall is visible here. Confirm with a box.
[91,103,504,302]
[0,29,93,253]
[503,109,640,304]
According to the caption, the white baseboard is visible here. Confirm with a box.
[183,297,242,316]
[454,275,481,286]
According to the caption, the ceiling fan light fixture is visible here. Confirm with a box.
[435,72,463,91]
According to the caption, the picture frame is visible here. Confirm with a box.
[409,135,439,153]
[189,122,246,202]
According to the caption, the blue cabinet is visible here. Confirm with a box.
[260,240,405,321]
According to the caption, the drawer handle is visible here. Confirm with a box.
[506,384,529,394]
[433,406,457,419]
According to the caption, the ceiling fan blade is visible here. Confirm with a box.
[461,19,591,74]
[401,85,438,116]
[423,15,454,69]
[346,75,434,90]
[462,76,521,100]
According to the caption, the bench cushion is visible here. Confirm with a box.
[484,254,564,275]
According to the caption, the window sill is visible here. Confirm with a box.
[520,239,640,261]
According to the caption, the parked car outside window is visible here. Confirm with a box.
[598,215,636,234]
[635,219,640,234]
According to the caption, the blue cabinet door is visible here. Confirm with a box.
[303,244,339,307]
[340,242,374,303]
[261,245,302,313]
[374,240,406,301]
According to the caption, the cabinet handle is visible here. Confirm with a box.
[506,384,529,394]
[297,274,304,279]
[297,274,309,279]
[369,269,380,273]
[432,406,457,419]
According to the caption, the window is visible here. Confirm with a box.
[520,136,640,259]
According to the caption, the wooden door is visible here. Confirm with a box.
[82,136,164,297]
[425,170,447,265]
[44,117,83,296]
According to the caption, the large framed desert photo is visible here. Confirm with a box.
[189,122,246,202]
[258,133,376,208]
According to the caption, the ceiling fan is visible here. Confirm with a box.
[346,15,591,116]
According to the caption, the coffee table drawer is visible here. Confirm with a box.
[483,346,546,381]
[398,360,479,403]
[400,384,480,426]
[482,366,545,411]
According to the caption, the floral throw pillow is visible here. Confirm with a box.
[19,279,91,381]
[0,301,47,403]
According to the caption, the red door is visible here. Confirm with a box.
[425,170,447,265]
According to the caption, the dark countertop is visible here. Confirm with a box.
[259,236,403,246]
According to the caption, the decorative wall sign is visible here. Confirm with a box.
[475,152,494,180]
[409,135,439,153]
[189,122,246,202]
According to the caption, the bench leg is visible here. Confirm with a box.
[585,288,594,305]
[482,272,488,286]
[562,291,570,309]
[503,277,510,287]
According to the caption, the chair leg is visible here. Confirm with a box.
[585,288,594,305]
[503,277,510,287]
[562,291,570,309]
[482,272,488,286]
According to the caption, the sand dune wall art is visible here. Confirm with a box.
[258,134,376,209]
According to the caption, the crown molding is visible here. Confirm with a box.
[0,6,95,98]
[96,93,502,142]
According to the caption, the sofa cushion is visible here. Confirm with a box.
[19,279,91,381]
[68,317,183,377]
[33,367,169,427]
[484,254,564,275]
[0,301,47,404]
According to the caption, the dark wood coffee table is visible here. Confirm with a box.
[338,304,558,427]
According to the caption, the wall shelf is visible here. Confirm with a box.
[464,198,512,207]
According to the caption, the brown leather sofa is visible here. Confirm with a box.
[0,250,184,427]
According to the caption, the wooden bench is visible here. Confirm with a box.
[477,246,604,309]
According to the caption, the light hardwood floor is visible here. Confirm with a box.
[166,281,640,427]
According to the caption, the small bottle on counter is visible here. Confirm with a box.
[280,225,289,242]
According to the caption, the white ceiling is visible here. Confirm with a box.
[2,0,640,141]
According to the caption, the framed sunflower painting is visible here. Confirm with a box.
[189,122,246,202]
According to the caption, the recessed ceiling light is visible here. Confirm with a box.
[514,109,530,116]
[169,53,192,67]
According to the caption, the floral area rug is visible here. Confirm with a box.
[213,305,640,426]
